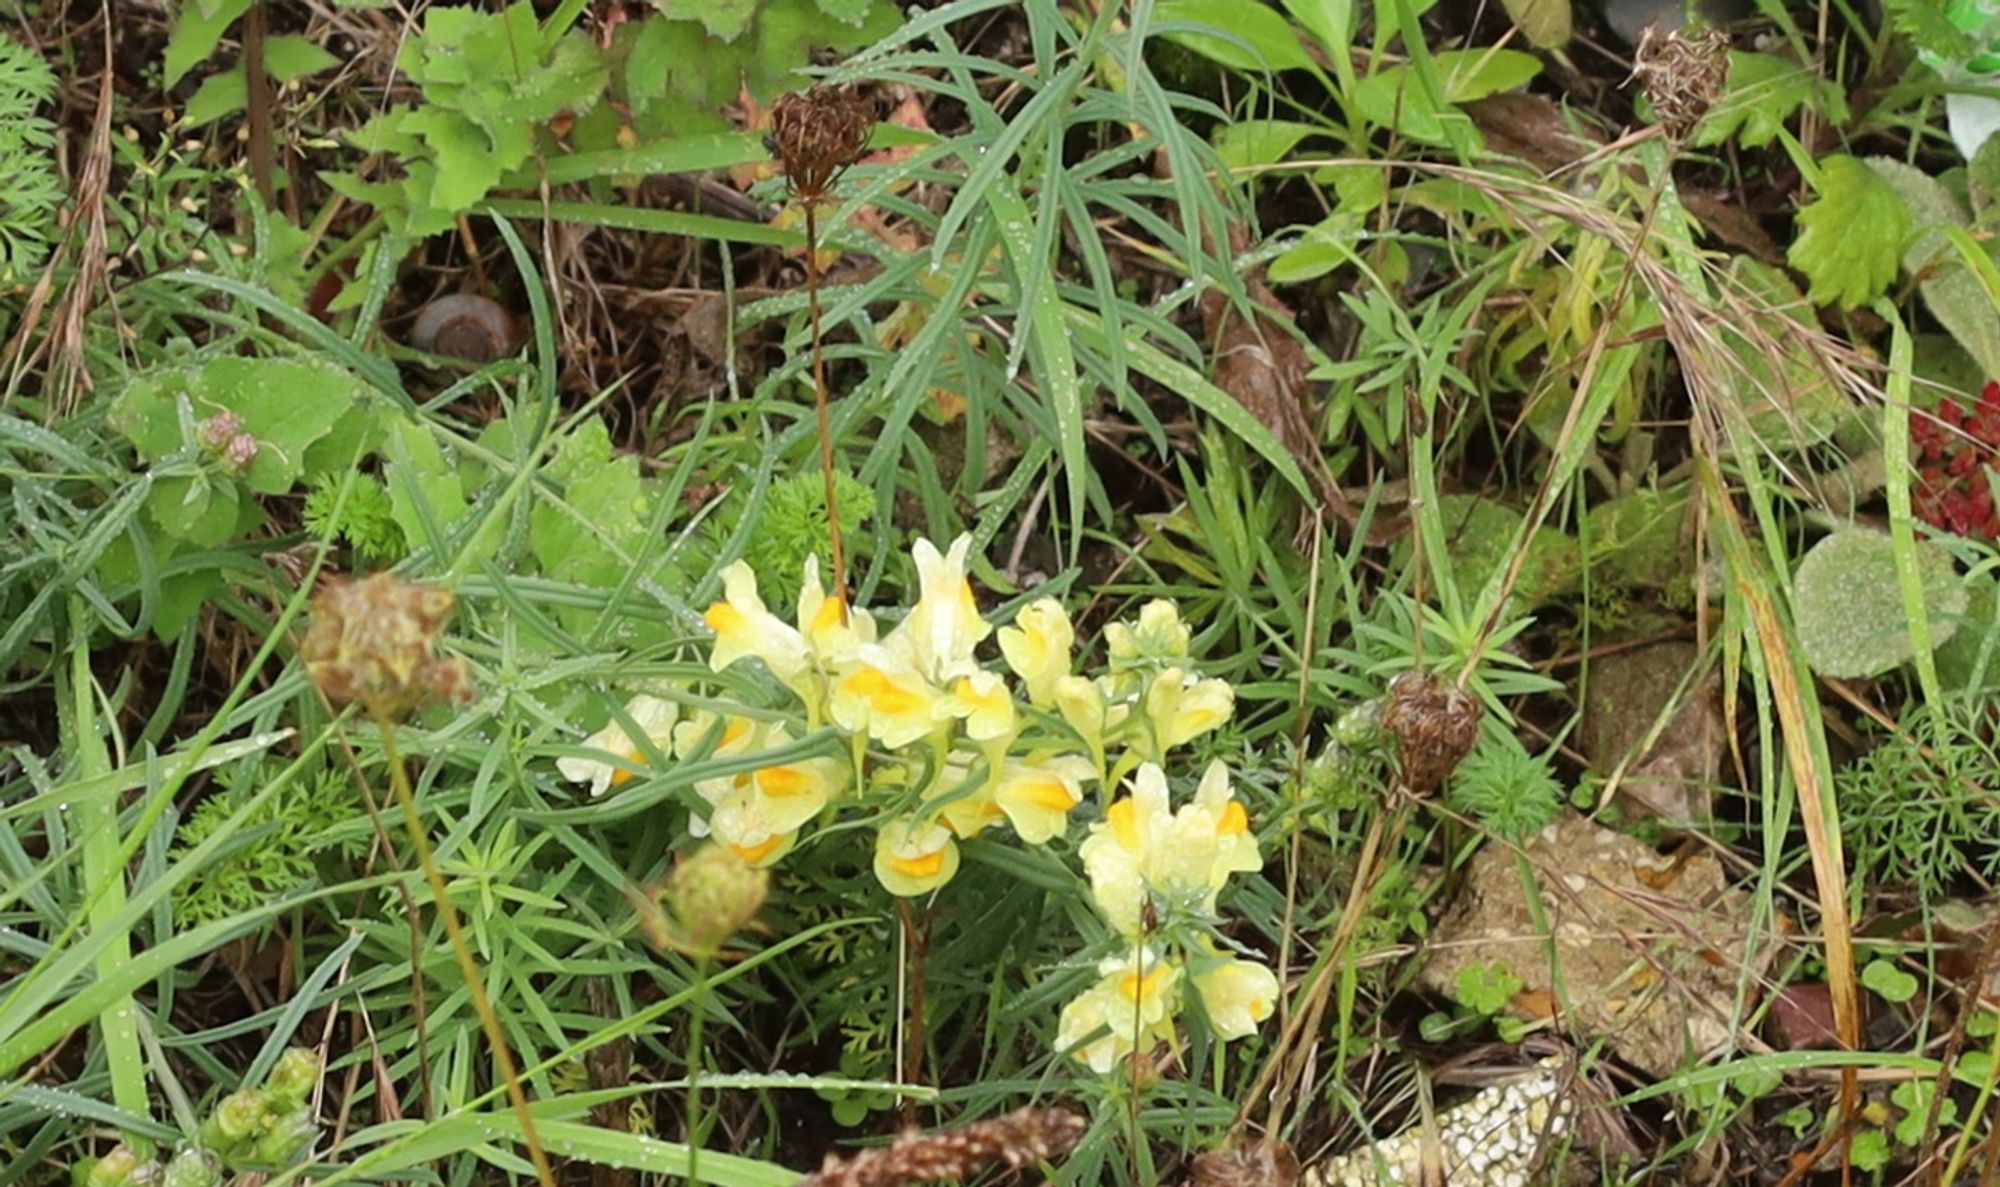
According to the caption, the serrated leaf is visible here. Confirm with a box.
[510,30,609,121]
[1886,0,1974,62]
[406,107,505,214]
[1694,53,1824,148]
[1501,0,1570,48]
[651,0,756,41]
[1788,155,1908,309]
[203,358,359,493]
[1154,0,1313,72]
[1794,529,1967,679]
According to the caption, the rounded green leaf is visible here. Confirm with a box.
[1794,529,1968,678]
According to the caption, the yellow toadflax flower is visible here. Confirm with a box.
[927,752,1007,839]
[948,669,1017,743]
[895,535,991,682]
[1079,761,1260,937]
[557,694,680,797]
[873,816,961,896]
[1190,952,1280,1040]
[998,598,1074,707]
[829,644,946,749]
[673,711,764,831]
[1105,599,1191,669]
[797,554,876,664]
[1141,668,1235,755]
[994,754,1097,844]
[707,793,800,868]
[705,562,809,684]
[1056,947,1182,1074]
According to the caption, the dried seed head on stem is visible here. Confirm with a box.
[768,86,876,610]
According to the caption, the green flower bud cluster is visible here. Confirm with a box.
[71,1049,323,1187]
[200,1049,321,1166]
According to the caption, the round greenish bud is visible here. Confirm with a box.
[161,1149,220,1187]
[1331,699,1382,750]
[86,1146,148,1187]
[664,843,769,956]
[251,1109,318,1166]
[265,1048,321,1110]
[71,1157,99,1187]
[200,1088,267,1151]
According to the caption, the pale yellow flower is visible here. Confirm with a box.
[743,724,846,831]
[895,535,991,682]
[997,598,1073,706]
[1182,759,1261,886]
[557,694,679,797]
[797,554,876,665]
[707,794,799,868]
[994,754,1096,844]
[704,562,808,682]
[828,644,946,749]
[1141,668,1235,754]
[672,711,764,834]
[873,817,961,896]
[1079,761,1260,937]
[948,670,1017,743]
[1191,956,1279,1040]
[928,753,1006,839]
[1105,600,1191,668]
[1053,674,1107,754]
[1055,947,1182,1073]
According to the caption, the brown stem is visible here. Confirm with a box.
[242,0,274,207]
[895,898,928,1127]
[379,719,557,1187]
[804,200,847,608]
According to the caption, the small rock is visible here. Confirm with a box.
[1419,812,1778,1078]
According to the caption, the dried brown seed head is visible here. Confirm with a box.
[768,85,874,204]
[1190,1136,1301,1187]
[300,573,473,720]
[1630,24,1731,142]
[796,1106,1087,1187]
[1381,670,1482,796]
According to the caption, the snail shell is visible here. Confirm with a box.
[411,294,521,363]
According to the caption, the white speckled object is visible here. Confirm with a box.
[1305,1059,1572,1187]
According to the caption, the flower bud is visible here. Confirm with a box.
[161,1149,221,1187]
[85,1147,151,1187]
[265,1047,321,1110]
[662,843,769,956]
[252,1108,318,1166]
[200,1088,267,1152]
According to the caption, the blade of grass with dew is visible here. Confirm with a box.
[989,176,1087,562]
[283,918,867,1187]
[62,601,149,1145]
[0,724,346,1072]
[1874,300,1948,714]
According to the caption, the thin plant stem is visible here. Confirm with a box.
[804,199,848,608]
[686,955,708,1184]
[378,718,557,1187]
